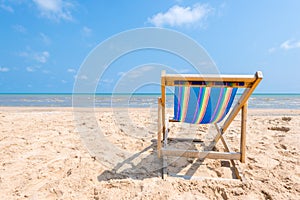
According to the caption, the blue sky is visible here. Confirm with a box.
[0,0,300,93]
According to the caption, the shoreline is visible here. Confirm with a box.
[1,94,299,110]
[1,106,300,113]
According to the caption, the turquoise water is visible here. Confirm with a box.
[0,93,299,109]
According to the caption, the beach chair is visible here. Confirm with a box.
[157,70,263,180]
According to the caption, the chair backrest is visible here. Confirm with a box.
[174,86,237,124]
[161,71,263,125]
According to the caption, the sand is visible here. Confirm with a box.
[0,107,299,199]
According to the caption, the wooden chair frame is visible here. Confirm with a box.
[157,70,263,180]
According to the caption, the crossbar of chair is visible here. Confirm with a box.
[167,137,203,143]
[163,74,258,84]
[161,149,241,160]
[167,173,243,181]
[169,118,179,122]
[169,81,253,88]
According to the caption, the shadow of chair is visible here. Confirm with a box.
[97,134,240,181]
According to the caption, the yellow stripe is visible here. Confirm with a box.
[214,88,232,122]
[180,87,190,121]
[195,87,211,123]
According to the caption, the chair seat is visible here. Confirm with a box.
[173,87,237,124]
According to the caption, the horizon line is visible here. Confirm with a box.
[0,92,299,95]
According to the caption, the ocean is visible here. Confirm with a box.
[0,93,299,109]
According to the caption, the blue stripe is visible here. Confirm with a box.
[173,86,237,124]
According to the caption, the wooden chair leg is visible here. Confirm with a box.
[157,98,162,158]
[162,156,167,179]
[158,97,167,179]
[240,102,247,163]
[215,124,245,181]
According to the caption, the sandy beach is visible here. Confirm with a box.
[0,107,299,199]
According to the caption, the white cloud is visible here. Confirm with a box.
[0,67,9,72]
[20,49,50,63]
[280,39,300,50]
[148,4,211,27]
[26,66,44,73]
[34,51,50,63]
[67,68,76,73]
[12,24,27,33]
[40,33,51,45]
[81,26,92,37]
[32,0,74,21]
[0,4,14,13]
[26,66,35,72]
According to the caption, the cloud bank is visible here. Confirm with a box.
[148,4,211,27]
[32,0,74,21]
[280,39,300,50]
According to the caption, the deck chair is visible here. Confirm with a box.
[157,70,263,180]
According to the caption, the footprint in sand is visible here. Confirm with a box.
[268,126,290,132]
[281,116,292,122]
[275,144,287,150]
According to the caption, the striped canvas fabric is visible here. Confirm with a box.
[173,86,237,124]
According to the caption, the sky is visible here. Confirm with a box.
[1,0,300,93]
